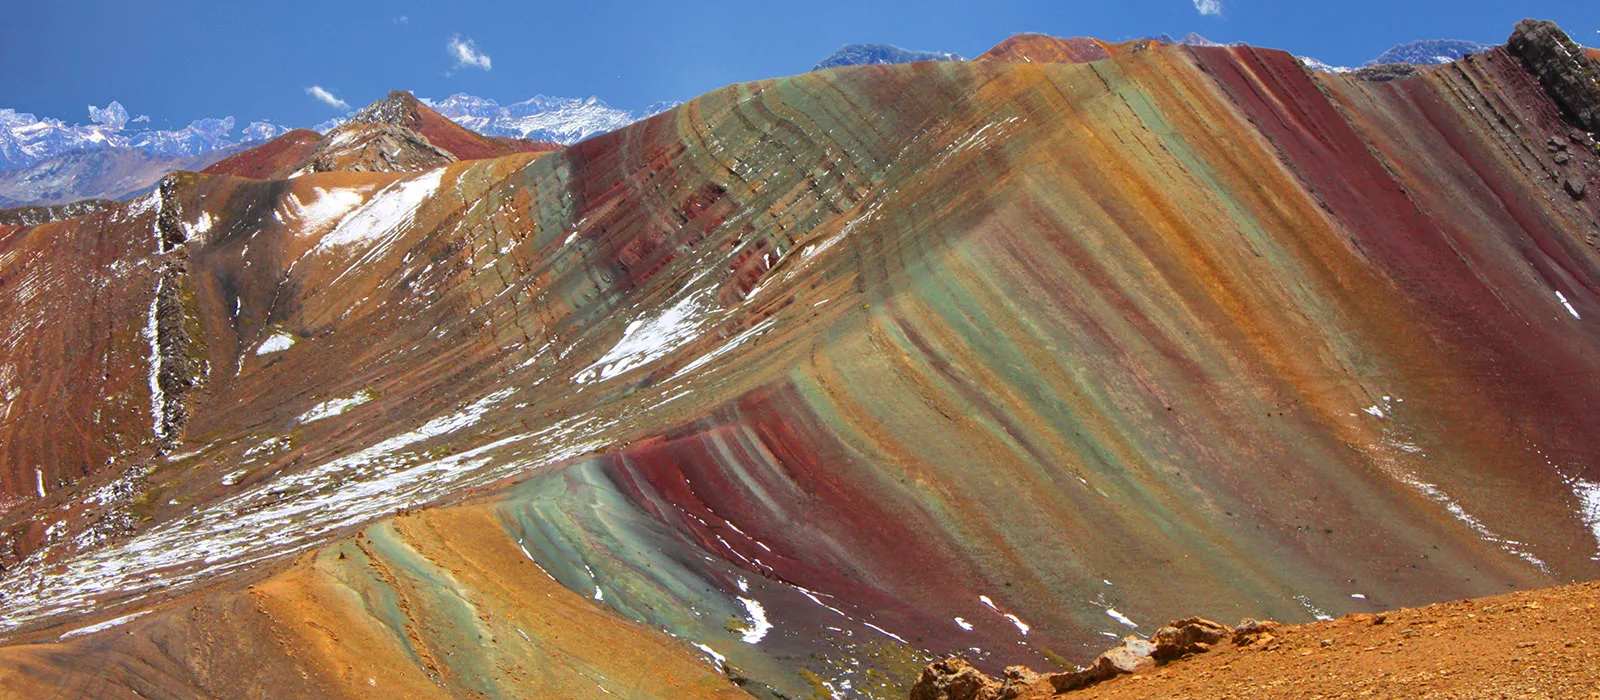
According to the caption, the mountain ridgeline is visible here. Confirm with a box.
[0,18,1598,700]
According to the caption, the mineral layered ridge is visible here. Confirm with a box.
[2,19,1600,700]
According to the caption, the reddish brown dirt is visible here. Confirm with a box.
[203,129,323,178]
[975,34,1153,63]
[939,581,1600,699]
[405,95,532,160]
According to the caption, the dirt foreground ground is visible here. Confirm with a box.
[918,581,1600,699]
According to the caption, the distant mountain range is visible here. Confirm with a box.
[812,44,964,71]
[0,94,673,207]
[1149,32,1229,47]
[0,35,1538,207]
[1299,38,1497,74]
[0,102,287,172]
[424,94,676,144]
[1367,39,1495,67]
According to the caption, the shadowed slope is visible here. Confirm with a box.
[1,25,1599,698]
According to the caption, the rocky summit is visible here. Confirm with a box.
[1,16,1599,700]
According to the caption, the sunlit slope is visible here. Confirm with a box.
[1,39,1598,697]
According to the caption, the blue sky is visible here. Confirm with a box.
[3,0,1597,130]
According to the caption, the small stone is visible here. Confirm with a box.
[1321,638,1335,647]
[1555,152,1571,164]
[1233,619,1282,646]
[1568,178,1588,199]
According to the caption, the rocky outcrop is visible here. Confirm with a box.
[309,122,456,173]
[146,175,202,448]
[1151,616,1232,661]
[911,620,1230,698]
[912,583,1600,697]
[206,92,556,178]
[910,658,1007,700]
[1347,63,1419,82]
[347,90,548,161]
[1506,19,1600,132]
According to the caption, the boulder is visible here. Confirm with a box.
[910,658,1004,700]
[1506,20,1600,133]
[1152,617,1233,660]
[1048,635,1156,692]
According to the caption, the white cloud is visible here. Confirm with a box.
[448,34,492,71]
[305,85,350,111]
[1193,0,1222,15]
[393,15,409,25]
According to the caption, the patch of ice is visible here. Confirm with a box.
[735,596,772,644]
[142,278,166,440]
[1294,595,1333,621]
[691,642,727,668]
[1557,290,1581,319]
[861,621,909,644]
[59,610,151,640]
[297,390,375,424]
[1105,608,1138,629]
[668,318,774,381]
[317,170,444,251]
[1390,468,1549,572]
[181,211,214,243]
[1568,476,1600,555]
[576,287,713,383]
[286,187,367,235]
[256,331,296,355]
[955,617,974,631]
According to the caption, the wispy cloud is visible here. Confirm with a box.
[305,85,350,111]
[1193,0,1222,16]
[393,15,409,25]
[448,34,492,71]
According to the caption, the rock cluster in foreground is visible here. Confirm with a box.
[912,581,1600,699]
[911,617,1266,699]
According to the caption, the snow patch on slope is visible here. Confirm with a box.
[297,390,374,423]
[576,285,715,383]
[284,187,368,235]
[318,170,444,250]
[256,331,297,355]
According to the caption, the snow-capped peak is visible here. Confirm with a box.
[427,93,668,145]
[0,104,290,171]
[88,101,129,129]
